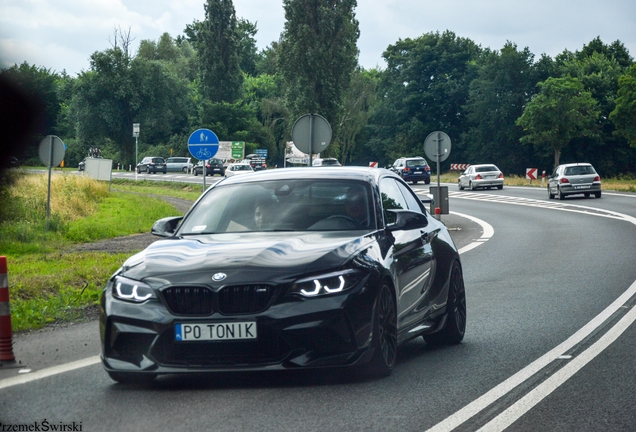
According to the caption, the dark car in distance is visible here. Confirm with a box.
[136,156,167,174]
[193,158,225,176]
[390,157,431,184]
[100,167,466,383]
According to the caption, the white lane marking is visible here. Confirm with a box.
[426,191,636,432]
[449,191,636,225]
[0,356,101,390]
[427,280,636,432]
[478,300,636,432]
[449,211,494,256]
[604,192,636,198]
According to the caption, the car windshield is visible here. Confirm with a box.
[179,180,373,234]
[406,159,427,167]
[565,165,596,175]
[475,166,498,173]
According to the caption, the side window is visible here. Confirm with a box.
[379,178,409,225]
[396,181,424,213]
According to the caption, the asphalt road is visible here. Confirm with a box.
[2,181,635,431]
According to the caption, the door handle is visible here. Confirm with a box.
[420,230,430,243]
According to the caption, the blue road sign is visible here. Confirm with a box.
[187,129,220,160]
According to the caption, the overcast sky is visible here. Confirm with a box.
[1,0,635,76]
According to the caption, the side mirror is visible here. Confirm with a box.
[151,216,183,237]
[386,209,428,231]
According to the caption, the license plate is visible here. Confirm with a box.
[175,322,257,341]
[574,185,590,189]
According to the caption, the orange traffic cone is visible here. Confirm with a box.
[0,256,16,364]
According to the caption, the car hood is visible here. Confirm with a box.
[120,231,375,285]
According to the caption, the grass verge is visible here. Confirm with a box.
[1,172,187,331]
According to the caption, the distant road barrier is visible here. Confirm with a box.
[450,164,470,171]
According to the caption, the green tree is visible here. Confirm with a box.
[237,19,259,77]
[610,64,636,148]
[463,43,550,174]
[71,31,189,165]
[256,42,281,76]
[335,67,378,164]
[186,0,243,103]
[366,31,481,165]
[576,36,633,68]
[559,51,631,174]
[278,0,360,131]
[516,77,600,168]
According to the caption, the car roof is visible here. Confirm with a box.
[400,156,426,161]
[559,162,593,167]
[215,166,395,186]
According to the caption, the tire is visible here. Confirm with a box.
[458,181,464,191]
[163,170,167,174]
[425,179,430,185]
[182,167,188,173]
[107,371,157,384]
[584,193,590,198]
[470,182,476,191]
[146,166,151,174]
[424,261,466,345]
[497,185,503,190]
[548,187,554,199]
[594,191,602,198]
[412,180,418,185]
[361,283,397,378]
[557,187,565,200]
[193,169,198,176]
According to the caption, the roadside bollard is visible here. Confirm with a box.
[0,256,16,364]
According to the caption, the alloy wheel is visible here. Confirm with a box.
[377,285,397,369]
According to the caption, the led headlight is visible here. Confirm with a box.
[290,269,366,298]
[112,276,155,303]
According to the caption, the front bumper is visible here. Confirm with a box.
[100,280,377,374]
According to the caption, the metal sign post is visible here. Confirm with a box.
[38,135,66,232]
[424,131,452,220]
[133,123,140,180]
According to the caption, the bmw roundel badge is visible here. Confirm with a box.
[212,273,227,281]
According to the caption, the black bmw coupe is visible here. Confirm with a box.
[100,167,466,383]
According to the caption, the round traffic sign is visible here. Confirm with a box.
[38,135,66,167]
[187,129,220,160]
[291,114,332,155]
[424,131,452,162]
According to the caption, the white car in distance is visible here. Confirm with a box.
[225,162,254,177]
